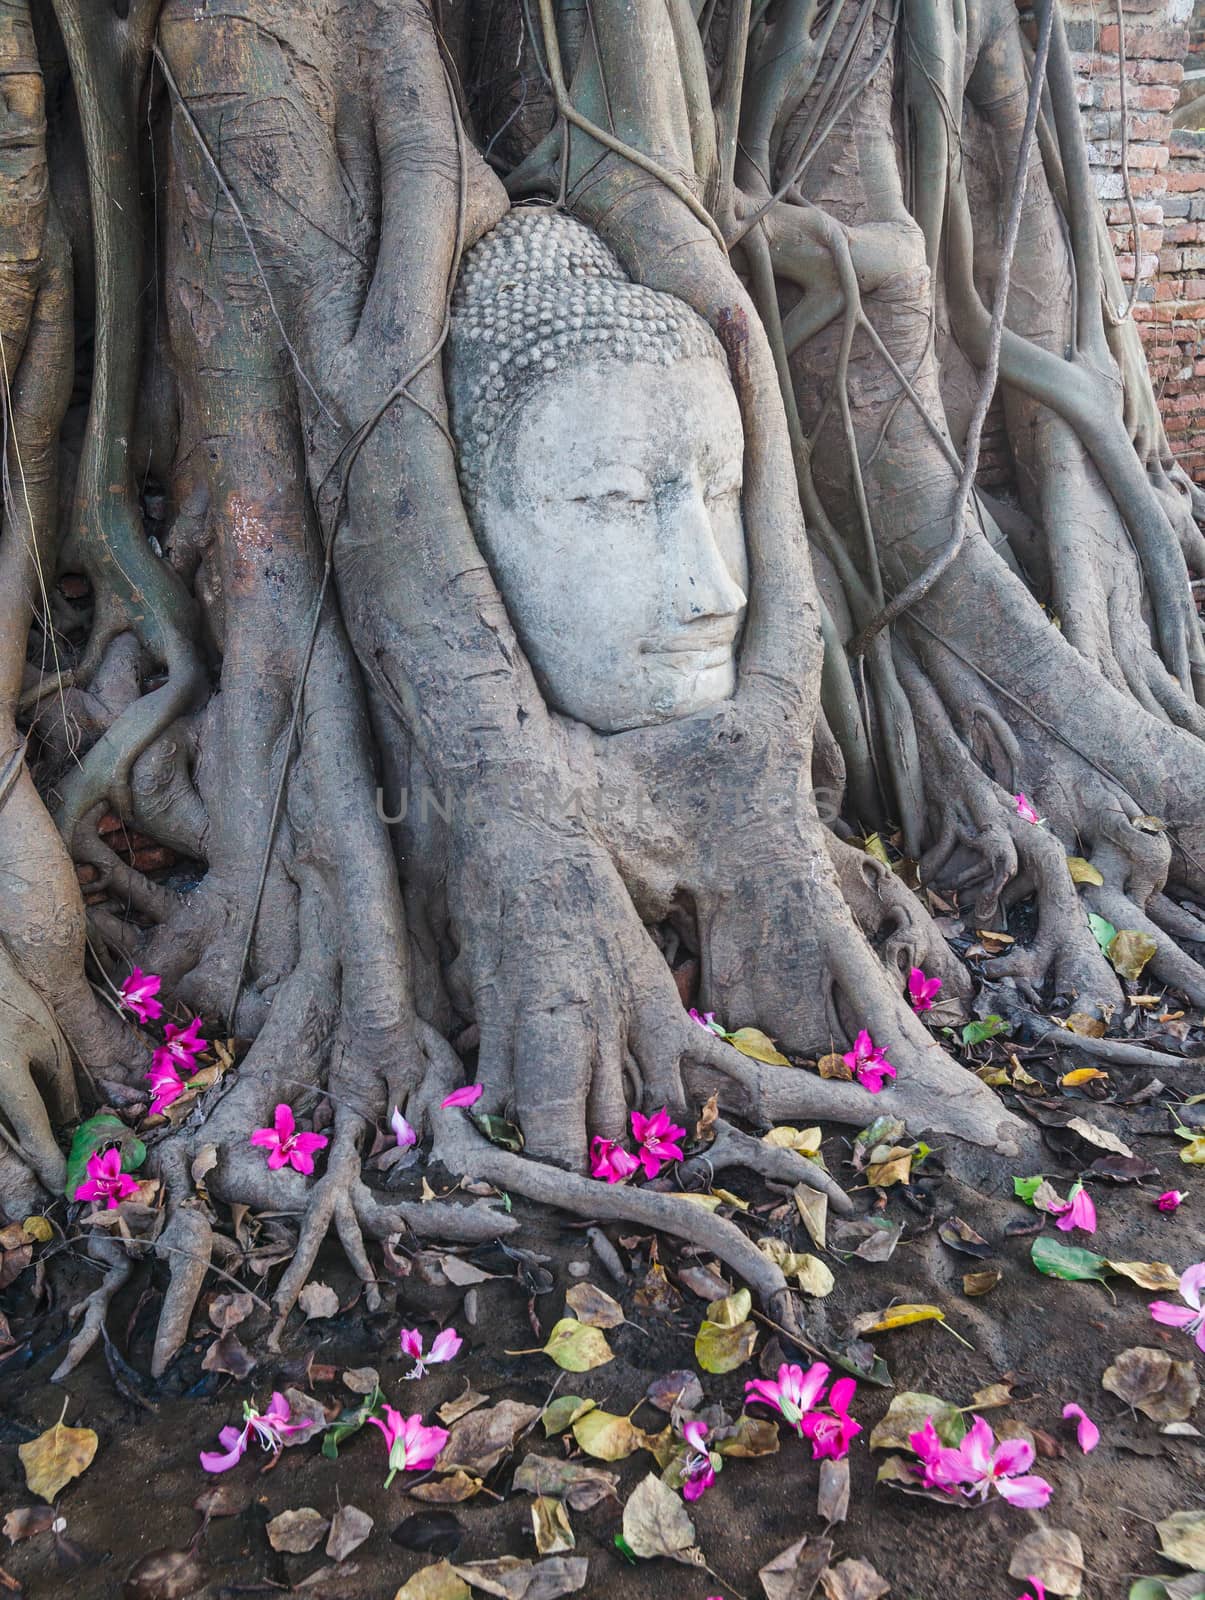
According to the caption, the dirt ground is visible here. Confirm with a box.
[3,1059,1205,1600]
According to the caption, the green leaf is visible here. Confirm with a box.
[471,1113,524,1152]
[65,1114,145,1200]
[541,1319,613,1372]
[695,1289,757,1374]
[961,1015,1010,1047]
[320,1390,383,1459]
[613,1535,637,1565]
[1013,1175,1043,1204]
[1088,912,1118,955]
[1030,1236,1111,1283]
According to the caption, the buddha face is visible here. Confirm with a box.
[471,355,748,733]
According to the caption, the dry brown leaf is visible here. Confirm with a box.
[563,1283,624,1328]
[817,1457,849,1525]
[449,1556,589,1599]
[208,1291,255,1332]
[794,1185,828,1250]
[963,1269,1001,1296]
[409,1471,483,1504]
[1157,1510,1205,1569]
[392,1562,471,1600]
[266,1508,329,1554]
[325,1506,373,1561]
[819,1557,891,1600]
[2,1508,54,1543]
[620,1474,700,1565]
[297,1281,339,1320]
[817,1053,852,1081]
[1007,1527,1085,1595]
[1103,1346,1200,1422]
[435,1400,540,1475]
[758,1535,833,1600]
[18,1413,98,1502]
[123,1547,207,1599]
[438,1384,489,1425]
[512,1455,619,1510]
[531,1497,574,1556]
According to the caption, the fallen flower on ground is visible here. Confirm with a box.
[842,1030,897,1093]
[368,1406,448,1486]
[1156,1190,1186,1212]
[1015,793,1040,824]
[200,1393,312,1472]
[908,1415,1052,1506]
[250,1103,330,1174]
[119,966,162,1023]
[391,1106,417,1148]
[907,967,942,1013]
[689,1009,728,1036]
[745,1361,831,1434]
[681,1419,718,1501]
[590,1136,640,1184]
[1052,1182,1097,1235]
[631,1107,686,1178]
[146,1059,186,1117]
[1149,1262,1205,1353]
[1061,1403,1099,1453]
[1015,1582,1046,1600]
[400,1326,462,1379]
[74,1148,139,1209]
[800,1375,861,1460]
[155,1016,206,1072]
[440,1085,483,1110]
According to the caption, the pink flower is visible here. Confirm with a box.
[1016,1582,1046,1600]
[842,1029,897,1094]
[800,1376,861,1461]
[1150,1262,1205,1353]
[250,1103,329,1175]
[391,1106,417,1148]
[156,1016,206,1072]
[745,1361,831,1434]
[689,1009,728,1036]
[908,1415,1051,1507]
[1061,1403,1099,1453]
[1052,1182,1097,1234]
[590,1135,640,1184]
[907,967,942,1014]
[146,1058,186,1117]
[1015,793,1040,824]
[630,1107,686,1178]
[368,1405,448,1486]
[400,1325,463,1379]
[680,1419,717,1501]
[74,1147,139,1209]
[119,966,162,1024]
[200,1392,311,1473]
[1156,1190,1186,1212]
[440,1085,483,1110]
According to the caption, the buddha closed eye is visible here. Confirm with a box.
[447,209,749,734]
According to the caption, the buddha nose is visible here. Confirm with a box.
[666,486,747,625]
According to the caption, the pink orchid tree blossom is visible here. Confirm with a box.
[590,1136,640,1184]
[440,1084,483,1110]
[745,1361,832,1435]
[119,967,162,1024]
[1061,1403,1099,1453]
[1015,793,1041,824]
[368,1405,449,1486]
[907,968,942,1014]
[1016,1582,1046,1600]
[391,1107,417,1148]
[74,1147,139,1209]
[155,1016,206,1072]
[800,1375,861,1461]
[908,1415,1051,1507]
[689,1009,729,1037]
[200,1392,312,1472]
[146,1059,186,1117]
[680,1420,718,1501]
[400,1326,463,1379]
[631,1108,686,1178]
[250,1103,329,1175]
[1150,1262,1205,1353]
[1052,1182,1097,1234]
[1156,1190,1186,1212]
[842,1030,897,1094]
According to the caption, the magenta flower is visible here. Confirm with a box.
[119,966,162,1024]
[440,1084,483,1110]
[1016,1583,1046,1600]
[908,1415,1051,1507]
[1061,1403,1099,1454]
[74,1147,139,1209]
[1015,793,1040,824]
[400,1326,463,1380]
[1156,1190,1186,1212]
[842,1029,897,1094]
[907,967,942,1014]
[689,1009,728,1036]
[156,1016,206,1072]
[250,1103,329,1175]
[146,1059,186,1117]
[1052,1182,1096,1234]
[1150,1262,1205,1353]
[680,1419,717,1501]
[391,1106,417,1148]
[590,1135,640,1184]
[630,1107,686,1178]
[745,1361,831,1434]
[200,1392,311,1473]
[800,1375,861,1461]
[368,1405,448,1486]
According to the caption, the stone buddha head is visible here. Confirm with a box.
[447,208,747,734]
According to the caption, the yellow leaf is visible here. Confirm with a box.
[531,1496,574,1556]
[795,1255,835,1297]
[975,1065,1010,1087]
[710,1187,749,1211]
[572,1409,650,1461]
[1060,1066,1109,1085]
[728,1028,791,1066]
[762,1125,822,1156]
[1107,929,1158,981]
[851,1303,945,1337]
[18,1413,98,1502]
[793,1184,828,1250]
[392,1562,472,1600]
[1106,1259,1181,1293]
[675,1194,722,1212]
[1182,1138,1205,1166]
[1066,856,1104,886]
[963,1269,1001,1297]
[861,833,891,866]
[817,1052,853,1081]
[867,1148,914,1188]
[540,1319,613,1372]
[21,1216,53,1243]
[1063,1017,1106,1042]
[695,1289,757,1373]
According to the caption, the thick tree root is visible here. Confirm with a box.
[51,1234,133,1383]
